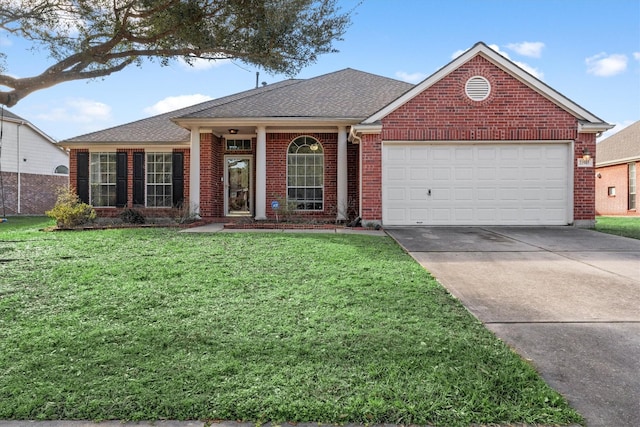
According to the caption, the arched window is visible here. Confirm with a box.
[287,136,324,210]
[54,165,69,174]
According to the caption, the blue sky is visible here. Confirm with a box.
[3,0,639,141]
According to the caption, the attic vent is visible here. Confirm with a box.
[465,76,491,101]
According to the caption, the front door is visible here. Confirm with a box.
[225,156,252,216]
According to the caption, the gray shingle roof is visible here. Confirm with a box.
[596,121,640,166]
[1,108,24,121]
[182,68,413,119]
[62,69,413,144]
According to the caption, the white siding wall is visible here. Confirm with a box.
[0,120,68,175]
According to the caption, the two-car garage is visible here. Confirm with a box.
[382,142,572,226]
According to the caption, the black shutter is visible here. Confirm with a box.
[76,151,89,203]
[116,152,128,207]
[133,152,145,206]
[172,152,184,207]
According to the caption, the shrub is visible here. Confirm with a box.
[46,187,97,229]
[120,208,145,224]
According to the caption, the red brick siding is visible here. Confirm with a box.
[265,133,338,220]
[573,133,596,220]
[199,133,215,217]
[595,161,639,216]
[360,133,382,221]
[68,148,87,196]
[347,141,360,218]
[0,171,68,215]
[382,56,578,142]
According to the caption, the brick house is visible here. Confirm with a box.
[60,42,612,227]
[595,120,639,216]
[0,109,69,215]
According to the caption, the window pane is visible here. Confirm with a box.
[90,153,116,207]
[147,153,173,207]
[286,137,324,210]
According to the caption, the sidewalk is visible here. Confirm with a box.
[181,223,387,236]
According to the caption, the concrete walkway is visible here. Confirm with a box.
[181,223,386,236]
[386,226,640,427]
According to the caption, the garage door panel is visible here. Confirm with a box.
[386,187,405,201]
[432,168,451,180]
[432,147,452,160]
[409,167,428,180]
[409,187,427,201]
[386,167,405,181]
[386,146,407,161]
[455,188,474,200]
[408,146,429,160]
[383,143,569,226]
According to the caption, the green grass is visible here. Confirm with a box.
[0,218,582,426]
[595,216,640,239]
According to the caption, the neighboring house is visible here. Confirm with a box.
[60,42,612,227]
[0,109,69,215]
[595,120,639,216]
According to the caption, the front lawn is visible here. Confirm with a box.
[595,216,640,239]
[0,219,582,426]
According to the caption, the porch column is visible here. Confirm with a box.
[255,125,267,220]
[189,127,201,218]
[336,126,348,220]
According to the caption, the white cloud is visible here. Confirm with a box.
[451,49,468,59]
[634,52,640,61]
[586,53,628,77]
[177,56,232,71]
[143,94,213,115]
[505,41,545,58]
[36,98,111,124]
[395,71,427,83]
[514,61,544,80]
[451,44,544,80]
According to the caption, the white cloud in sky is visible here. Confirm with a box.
[634,52,640,61]
[395,71,427,83]
[451,44,544,80]
[505,41,545,58]
[144,94,213,115]
[585,53,628,77]
[177,56,232,71]
[36,98,111,124]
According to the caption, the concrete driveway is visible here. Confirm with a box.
[386,226,640,427]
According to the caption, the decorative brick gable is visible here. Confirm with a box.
[382,56,578,141]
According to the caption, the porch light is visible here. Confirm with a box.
[582,147,591,161]
[228,128,239,134]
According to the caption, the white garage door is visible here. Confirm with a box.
[382,143,571,226]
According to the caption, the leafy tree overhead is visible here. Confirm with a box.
[0,0,352,107]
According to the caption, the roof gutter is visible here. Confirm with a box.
[596,155,640,168]
[578,120,615,137]
[348,123,383,144]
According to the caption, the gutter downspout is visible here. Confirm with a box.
[17,122,24,214]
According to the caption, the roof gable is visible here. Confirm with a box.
[1,108,63,150]
[596,121,640,166]
[364,42,611,131]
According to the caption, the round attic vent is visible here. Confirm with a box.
[465,76,491,101]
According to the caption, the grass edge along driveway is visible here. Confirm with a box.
[0,217,582,426]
